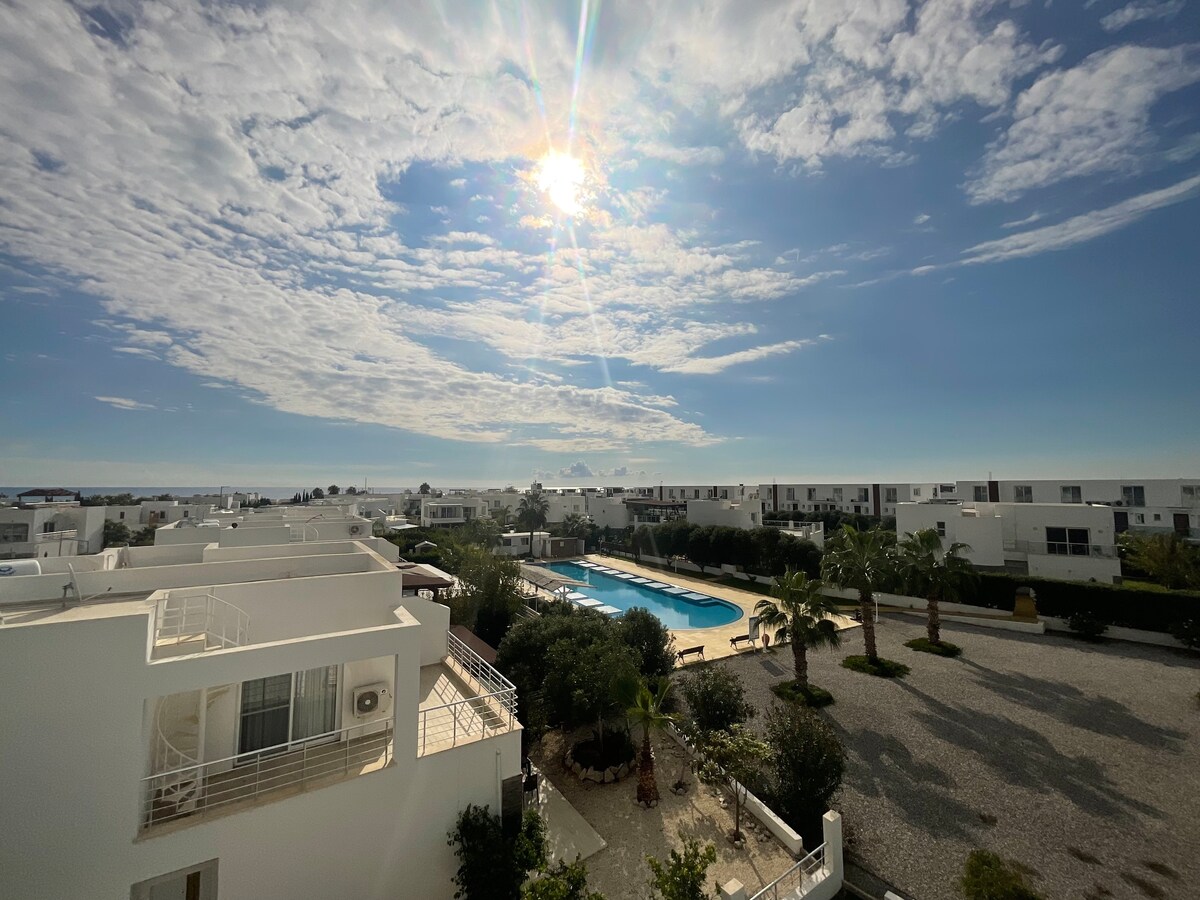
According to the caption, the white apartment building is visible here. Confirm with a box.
[0,535,522,900]
[0,501,105,559]
[942,478,1200,541]
[685,498,763,531]
[105,500,215,527]
[495,530,552,557]
[763,482,938,518]
[897,500,1122,583]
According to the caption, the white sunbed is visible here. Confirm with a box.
[663,587,687,595]
[573,597,603,608]
[565,591,590,601]
[630,577,651,584]
[614,572,636,580]
[595,605,622,616]
[684,592,710,601]
[645,582,668,589]
[576,561,598,568]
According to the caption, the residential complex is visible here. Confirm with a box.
[0,527,520,900]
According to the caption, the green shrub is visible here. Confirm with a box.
[1170,618,1200,650]
[522,860,605,900]
[646,839,718,900]
[840,655,910,678]
[1067,611,1109,641]
[570,727,636,770]
[762,704,845,849]
[905,638,962,657]
[448,806,546,900]
[679,666,755,734]
[959,850,1044,900]
[770,680,835,708]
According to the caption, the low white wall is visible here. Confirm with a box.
[217,526,294,547]
[892,609,1045,634]
[202,541,356,562]
[1041,616,1188,648]
[128,544,209,567]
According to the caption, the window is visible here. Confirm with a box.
[885,487,898,503]
[936,521,946,537]
[668,489,675,498]
[721,490,728,499]
[1135,514,1145,524]
[857,488,869,503]
[973,486,989,502]
[119,511,126,520]
[1060,485,1082,504]
[807,488,816,500]
[1014,485,1033,503]
[131,859,219,900]
[1046,527,1090,556]
[694,489,700,499]
[1122,485,1145,507]
[1153,513,1161,522]
[1184,485,1199,504]
[0,524,30,543]
[239,666,340,758]
[912,487,921,497]
[786,488,795,501]
[183,510,189,518]
[940,484,956,494]
[833,488,843,502]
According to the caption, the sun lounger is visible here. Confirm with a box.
[595,605,621,616]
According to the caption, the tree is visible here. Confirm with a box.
[311,487,325,500]
[632,525,653,563]
[615,607,676,679]
[1119,532,1200,590]
[455,547,524,647]
[618,676,674,807]
[522,860,605,900]
[327,484,340,495]
[896,528,977,645]
[130,525,157,546]
[762,704,845,848]
[646,839,717,900]
[821,525,895,663]
[102,520,132,549]
[694,725,771,842]
[754,570,842,689]
[558,512,589,540]
[517,491,550,558]
[419,482,432,495]
[679,666,754,735]
[448,805,547,900]
[495,504,513,527]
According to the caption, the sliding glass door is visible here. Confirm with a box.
[238,666,340,758]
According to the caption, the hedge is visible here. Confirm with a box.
[968,572,1199,634]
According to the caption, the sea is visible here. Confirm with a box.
[0,486,422,502]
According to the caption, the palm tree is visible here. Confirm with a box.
[494,504,512,527]
[820,525,894,663]
[559,512,588,539]
[619,677,674,807]
[896,529,976,645]
[754,570,842,689]
[516,490,549,558]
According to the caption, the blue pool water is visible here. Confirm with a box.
[541,561,743,631]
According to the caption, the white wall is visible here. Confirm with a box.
[685,500,761,530]
[895,504,1006,567]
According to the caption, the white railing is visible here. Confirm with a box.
[750,843,828,900]
[418,632,517,755]
[142,720,393,830]
[1003,539,1117,559]
[154,589,250,652]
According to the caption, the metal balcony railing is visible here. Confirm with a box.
[142,720,393,830]
[418,633,517,755]
[750,843,828,900]
[1003,540,1118,559]
[154,589,250,652]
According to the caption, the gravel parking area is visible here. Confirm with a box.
[712,616,1200,900]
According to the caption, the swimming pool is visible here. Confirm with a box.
[541,561,743,631]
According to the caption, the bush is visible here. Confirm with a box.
[959,850,1044,900]
[770,680,834,708]
[616,607,677,679]
[969,572,1199,633]
[679,666,755,734]
[646,839,717,900]
[1170,618,1200,650]
[761,705,845,849]
[1066,611,1109,641]
[840,655,910,678]
[448,806,546,900]
[522,860,605,900]
[570,727,636,771]
[904,638,962,657]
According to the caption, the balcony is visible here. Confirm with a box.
[1003,539,1118,559]
[418,631,517,756]
[152,588,250,658]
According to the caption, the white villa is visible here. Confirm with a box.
[0,530,522,899]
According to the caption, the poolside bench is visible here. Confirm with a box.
[729,634,755,651]
[677,645,705,663]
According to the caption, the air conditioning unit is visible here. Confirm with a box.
[349,524,363,535]
[352,683,392,718]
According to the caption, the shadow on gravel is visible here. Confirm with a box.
[895,681,1163,822]
[956,658,1188,751]
[828,719,983,840]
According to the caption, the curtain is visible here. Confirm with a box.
[291,665,339,742]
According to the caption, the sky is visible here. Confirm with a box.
[2,0,1199,489]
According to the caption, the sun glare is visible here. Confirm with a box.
[536,151,585,216]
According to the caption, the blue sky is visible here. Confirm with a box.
[2,0,1199,488]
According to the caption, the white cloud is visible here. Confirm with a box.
[114,346,160,359]
[661,339,815,375]
[556,460,595,479]
[961,173,1200,264]
[449,178,467,188]
[635,142,725,166]
[913,213,931,225]
[1101,0,1185,32]
[1000,211,1045,228]
[426,231,496,246]
[95,396,155,410]
[967,44,1200,203]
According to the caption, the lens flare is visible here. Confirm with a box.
[536,151,585,216]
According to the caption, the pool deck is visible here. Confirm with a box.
[577,555,860,666]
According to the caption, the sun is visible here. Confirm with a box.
[535,151,585,216]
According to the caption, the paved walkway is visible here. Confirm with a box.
[581,554,859,666]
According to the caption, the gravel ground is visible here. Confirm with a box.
[710,616,1200,900]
